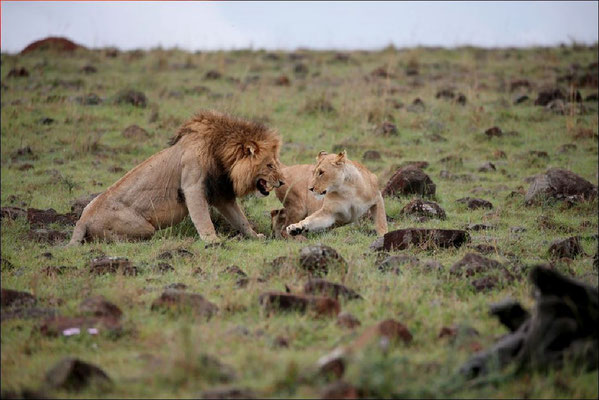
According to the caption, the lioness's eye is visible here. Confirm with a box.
[318,170,324,176]
[267,164,274,169]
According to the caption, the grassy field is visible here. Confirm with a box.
[1,42,598,398]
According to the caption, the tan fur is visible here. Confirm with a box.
[285,151,388,237]
[271,164,323,239]
[68,110,284,245]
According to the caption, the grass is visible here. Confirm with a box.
[1,43,598,398]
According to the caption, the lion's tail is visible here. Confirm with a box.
[67,220,87,246]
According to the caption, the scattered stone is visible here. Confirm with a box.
[377,254,419,273]
[27,208,77,227]
[303,97,336,114]
[45,357,111,391]
[356,319,413,347]
[1,288,36,308]
[535,87,565,106]
[383,228,469,251]
[28,229,68,244]
[201,387,255,399]
[80,65,97,74]
[320,381,359,399]
[471,276,499,292]
[77,93,102,105]
[337,312,361,329]
[382,165,436,197]
[478,162,496,172]
[456,197,494,210]
[153,263,174,274]
[41,265,74,277]
[122,124,150,139]
[258,292,340,317]
[89,257,137,276]
[548,237,583,259]
[303,279,361,300]
[557,143,577,154]
[406,98,425,112]
[400,199,446,221]
[424,132,447,142]
[6,67,30,78]
[362,150,381,160]
[274,75,290,86]
[438,324,480,342]
[510,226,527,234]
[158,248,194,259]
[585,93,598,102]
[438,154,463,166]
[294,63,309,75]
[450,253,506,278]
[70,193,99,218]
[39,315,120,337]
[467,223,495,231]
[470,244,498,255]
[484,126,503,138]
[164,283,188,290]
[369,237,384,252]
[115,89,147,108]
[299,244,346,276]
[223,265,247,277]
[422,259,444,272]
[1,206,27,221]
[489,299,530,332]
[39,117,55,125]
[79,296,122,319]
[375,121,398,136]
[370,66,393,78]
[151,289,218,318]
[514,94,529,104]
[525,168,597,205]
[204,70,222,80]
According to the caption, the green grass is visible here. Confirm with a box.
[1,44,598,398]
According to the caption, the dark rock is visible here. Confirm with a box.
[274,75,290,86]
[273,335,290,348]
[456,197,494,210]
[153,263,174,273]
[467,223,495,231]
[294,63,309,75]
[470,244,499,255]
[456,93,467,105]
[382,165,436,197]
[258,292,339,317]
[438,324,480,341]
[436,88,455,100]
[204,70,222,80]
[510,226,527,234]
[514,94,530,104]
[79,296,122,319]
[80,65,97,74]
[223,265,247,277]
[122,124,150,139]
[510,79,531,92]
[165,283,188,290]
[77,93,102,105]
[27,208,77,227]
[39,314,121,336]
[320,381,359,399]
[370,66,393,78]
[525,168,597,205]
[557,143,577,154]
[201,387,255,399]
[45,358,111,391]
[478,162,496,172]
[151,289,218,317]
[6,67,30,78]
[1,288,36,308]
[406,97,425,112]
[535,87,566,106]
[585,93,598,102]
[39,117,55,125]
[1,206,27,220]
[489,299,530,332]
[89,257,137,276]
[158,248,194,259]
[422,259,444,272]
[70,193,100,218]
[484,126,503,138]
[28,229,68,244]
[337,312,361,329]
[375,121,398,136]
[377,254,419,273]
[303,279,361,300]
[400,199,446,220]
[362,150,381,160]
[450,253,506,278]
[299,245,346,275]
[383,228,469,251]
[424,132,447,142]
[115,89,147,108]
[548,237,583,259]
[303,97,336,114]
[471,276,499,292]
[369,237,384,252]
[398,160,429,170]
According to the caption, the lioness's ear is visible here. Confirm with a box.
[334,150,347,165]
[316,150,328,161]
[244,142,258,157]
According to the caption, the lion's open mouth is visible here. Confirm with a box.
[257,179,270,196]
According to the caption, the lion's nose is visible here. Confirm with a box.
[309,187,314,192]
[278,180,285,187]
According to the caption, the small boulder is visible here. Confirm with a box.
[375,121,398,136]
[89,257,137,276]
[299,244,347,276]
[258,292,339,317]
[337,312,361,329]
[382,165,436,197]
[377,254,419,274]
[383,228,469,251]
[114,89,147,108]
[525,168,597,205]
[400,199,446,221]
[303,279,361,300]
[204,70,222,80]
[535,87,566,106]
[122,124,150,139]
[362,150,381,161]
[151,289,218,318]
[484,126,503,138]
[79,296,122,319]
[45,358,111,391]
[1,288,36,308]
[548,237,583,259]
[456,197,494,210]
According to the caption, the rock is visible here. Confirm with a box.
[377,254,419,273]
[382,165,436,197]
[204,70,222,80]
[557,143,577,154]
[294,63,309,75]
[470,244,499,255]
[77,93,102,105]
[79,296,122,319]
[158,248,194,259]
[45,358,111,391]
[258,292,340,317]
[201,387,255,399]
[375,121,398,136]
[370,66,393,78]
[303,279,361,300]
[489,299,530,332]
[122,124,150,139]
[460,265,598,378]
[438,324,480,342]
[406,98,425,112]
[274,75,290,86]
[151,289,218,317]
[39,117,55,125]
[152,263,174,273]
[362,150,381,160]
[510,79,531,92]
[21,36,82,54]
[28,229,68,244]
[1,288,36,308]
[436,88,455,100]
[510,226,527,234]
[356,319,413,348]
[525,168,597,205]
[70,193,100,218]
[422,259,444,272]
[456,197,494,210]
[585,93,598,102]
[303,97,336,114]
[514,94,530,104]
[89,257,137,276]
[400,199,446,221]
[548,237,583,259]
[39,315,121,337]
[1,206,27,220]
[337,312,361,329]
[484,126,503,138]
[383,228,469,251]
[424,132,447,142]
[6,67,30,78]
[80,65,97,74]
[27,208,77,227]
[399,160,429,170]
[478,162,496,172]
[369,237,385,251]
[115,89,147,108]
[223,265,247,277]
[450,253,506,278]
[471,276,499,292]
[466,223,495,231]
[164,283,188,290]
[535,87,566,106]
[299,245,346,275]
[320,381,359,399]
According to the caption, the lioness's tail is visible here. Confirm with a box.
[67,220,87,246]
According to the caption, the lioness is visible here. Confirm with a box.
[271,164,323,238]
[69,110,285,245]
[285,150,388,237]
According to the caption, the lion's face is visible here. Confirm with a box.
[229,138,285,197]
[309,151,347,198]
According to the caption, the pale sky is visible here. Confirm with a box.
[1,1,598,53]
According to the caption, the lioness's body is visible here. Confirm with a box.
[286,151,388,237]
[271,164,323,238]
[69,110,284,245]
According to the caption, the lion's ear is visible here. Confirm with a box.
[334,150,347,165]
[316,150,328,161]
[244,142,258,157]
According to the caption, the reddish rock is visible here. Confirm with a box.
[27,208,77,227]
[383,228,469,251]
[89,257,137,276]
[299,245,347,275]
[151,289,218,317]
[320,381,359,399]
[456,197,494,210]
[1,288,36,308]
[1,206,27,221]
[375,121,398,136]
[274,75,291,86]
[21,37,82,54]
[6,67,30,78]
[259,292,340,317]
[44,357,111,391]
[535,87,566,106]
[484,126,503,138]
[28,229,68,244]
[122,124,150,139]
[79,296,122,319]
[548,237,583,259]
[39,315,121,337]
[382,165,436,197]
[400,199,446,220]
[337,312,361,329]
[525,168,597,205]
[303,279,361,300]
[354,319,413,349]
[450,253,506,277]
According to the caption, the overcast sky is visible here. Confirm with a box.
[1,1,598,53]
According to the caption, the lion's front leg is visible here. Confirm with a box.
[215,201,263,239]
[286,209,336,236]
[182,185,219,242]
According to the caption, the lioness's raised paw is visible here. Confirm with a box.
[286,224,305,236]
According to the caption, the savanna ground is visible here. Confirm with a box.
[1,40,598,398]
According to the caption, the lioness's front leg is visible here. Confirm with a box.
[371,194,388,236]
[286,208,336,236]
[215,201,263,239]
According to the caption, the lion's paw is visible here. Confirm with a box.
[286,224,305,236]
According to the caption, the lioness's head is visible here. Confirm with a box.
[229,136,285,198]
[309,150,348,198]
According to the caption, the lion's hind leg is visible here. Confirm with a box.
[88,207,156,242]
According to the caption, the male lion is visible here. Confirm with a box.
[68,110,284,245]
[285,150,388,237]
